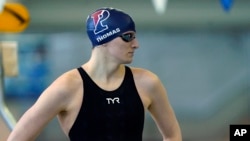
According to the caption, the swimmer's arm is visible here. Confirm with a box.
[7,73,74,141]
[145,72,182,141]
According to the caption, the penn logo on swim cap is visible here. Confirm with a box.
[86,7,136,47]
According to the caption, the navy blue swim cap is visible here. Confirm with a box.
[86,7,136,47]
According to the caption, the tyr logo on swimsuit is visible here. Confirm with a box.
[106,97,120,104]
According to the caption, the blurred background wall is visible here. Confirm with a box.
[0,0,249,141]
